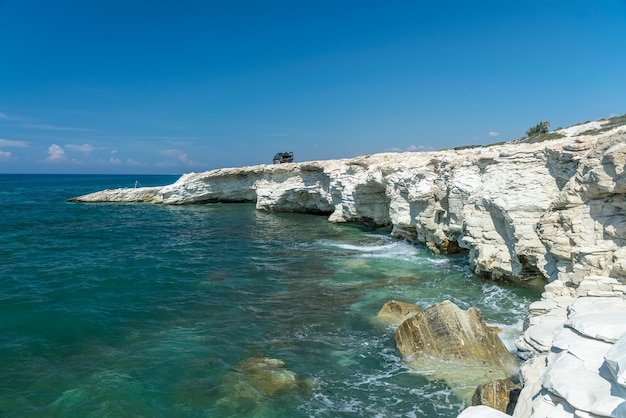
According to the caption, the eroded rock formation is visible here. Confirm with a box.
[71,117,626,286]
[375,299,423,326]
[394,300,518,400]
[70,115,626,417]
[513,294,626,417]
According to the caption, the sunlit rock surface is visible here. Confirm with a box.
[68,186,163,203]
[513,296,626,418]
[471,379,519,413]
[394,300,518,400]
[375,299,423,326]
[71,117,626,286]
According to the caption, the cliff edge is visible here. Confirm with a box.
[71,115,626,416]
[71,116,626,285]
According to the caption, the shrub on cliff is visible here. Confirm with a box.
[525,121,550,137]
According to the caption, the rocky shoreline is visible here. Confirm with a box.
[70,115,626,417]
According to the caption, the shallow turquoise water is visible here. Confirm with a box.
[0,174,541,417]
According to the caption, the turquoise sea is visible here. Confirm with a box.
[0,174,541,417]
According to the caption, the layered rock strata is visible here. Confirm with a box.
[71,118,626,285]
[394,300,518,401]
[70,116,626,416]
[471,379,519,414]
[511,286,626,417]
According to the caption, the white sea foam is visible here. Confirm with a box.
[480,283,531,316]
[303,373,460,417]
[480,283,531,354]
[297,337,464,417]
[425,257,450,265]
[488,319,524,354]
[317,240,424,263]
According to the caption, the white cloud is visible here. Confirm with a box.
[126,158,142,166]
[109,157,121,165]
[488,131,500,137]
[46,144,65,162]
[0,138,28,147]
[0,113,8,119]
[407,144,433,152]
[388,147,402,152]
[111,149,118,154]
[0,150,12,160]
[66,143,94,154]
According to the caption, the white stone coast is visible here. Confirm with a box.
[71,116,626,416]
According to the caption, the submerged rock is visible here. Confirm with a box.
[215,357,312,413]
[50,371,148,416]
[375,300,423,326]
[395,300,518,400]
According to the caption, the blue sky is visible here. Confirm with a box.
[1,0,625,174]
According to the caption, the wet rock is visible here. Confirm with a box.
[471,378,519,413]
[375,300,423,326]
[395,300,518,400]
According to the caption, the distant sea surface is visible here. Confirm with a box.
[0,174,541,417]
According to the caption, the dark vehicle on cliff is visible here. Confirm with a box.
[273,152,294,164]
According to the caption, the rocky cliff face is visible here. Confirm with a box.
[539,131,626,286]
[71,115,626,417]
[72,117,626,287]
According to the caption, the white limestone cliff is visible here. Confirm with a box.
[506,121,626,417]
[72,117,625,283]
[70,115,626,416]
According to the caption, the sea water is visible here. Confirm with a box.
[0,174,541,417]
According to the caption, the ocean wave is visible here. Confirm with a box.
[487,319,524,354]
[479,283,533,353]
[425,257,451,265]
[480,283,532,316]
[315,240,424,262]
[298,344,464,417]
[289,327,465,416]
